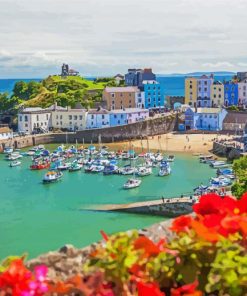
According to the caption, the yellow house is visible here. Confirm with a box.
[210,82,224,107]
[185,77,197,106]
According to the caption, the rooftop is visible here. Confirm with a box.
[223,111,247,124]
[88,108,109,114]
[0,127,12,134]
[142,80,159,85]
[104,86,139,93]
[109,108,149,114]
[189,107,222,114]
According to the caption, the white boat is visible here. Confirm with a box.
[123,178,142,189]
[158,161,171,176]
[119,166,136,175]
[6,153,23,161]
[43,171,63,183]
[57,163,71,171]
[210,161,229,169]
[154,153,163,162]
[9,161,21,167]
[199,155,214,163]
[3,147,14,154]
[137,166,152,176]
[167,155,175,162]
[91,165,104,173]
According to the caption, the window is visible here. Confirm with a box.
[111,100,115,105]
[74,115,77,120]
[120,93,123,97]
[118,120,120,124]
[36,115,39,121]
[79,115,83,120]
[69,115,72,120]
[214,95,216,98]
[114,115,117,118]
[102,115,105,119]
[204,88,207,92]
[129,100,132,103]
[204,81,207,85]
[56,115,58,119]
[91,121,93,126]
[60,121,62,125]
[25,115,28,122]
[46,114,49,120]
[69,121,72,125]
[60,115,63,119]
[121,114,123,119]
[199,87,201,91]
[91,115,94,119]
[111,93,115,98]
[19,116,22,121]
[129,93,131,97]
[25,123,28,127]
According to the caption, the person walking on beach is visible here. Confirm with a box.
[162,197,165,203]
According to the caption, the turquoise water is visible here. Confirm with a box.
[0,150,215,259]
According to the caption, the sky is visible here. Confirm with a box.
[0,0,247,78]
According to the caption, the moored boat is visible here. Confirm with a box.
[137,166,152,176]
[167,155,175,162]
[43,170,63,183]
[158,161,171,176]
[9,161,21,167]
[30,161,50,170]
[123,178,142,189]
[69,163,82,172]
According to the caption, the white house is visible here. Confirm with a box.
[109,108,149,127]
[185,107,228,131]
[18,107,52,134]
[49,104,87,131]
[0,127,13,140]
[86,108,110,129]
[238,79,247,107]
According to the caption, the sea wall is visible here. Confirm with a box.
[212,141,241,160]
[0,115,177,151]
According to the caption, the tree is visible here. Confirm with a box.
[0,93,19,113]
[231,156,247,198]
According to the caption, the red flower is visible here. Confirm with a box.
[170,215,192,233]
[137,281,165,296]
[193,194,223,216]
[236,193,247,214]
[100,230,109,241]
[171,280,202,296]
[133,236,163,257]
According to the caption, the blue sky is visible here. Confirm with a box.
[0,0,247,78]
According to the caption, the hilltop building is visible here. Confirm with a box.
[237,72,247,81]
[125,68,156,89]
[114,74,124,85]
[61,64,79,77]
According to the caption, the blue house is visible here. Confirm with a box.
[143,80,165,110]
[109,110,127,126]
[185,107,228,131]
[224,82,238,106]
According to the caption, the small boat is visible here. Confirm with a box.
[57,163,71,171]
[119,165,137,175]
[43,170,63,183]
[210,161,229,169]
[6,153,23,161]
[199,155,214,163]
[9,161,21,167]
[194,185,209,194]
[91,165,104,173]
[137,166,152,176]
[123,178,142,189]
[158,161,171,176]
[154,153,163,162]
[30,162,50,170]
[103,164,119,175]
[167,155,175,162]
[210,177,232,186]
[69,163,82,172]
[84,164,93,173]
[3,147,14,154]
[217,168,233,175]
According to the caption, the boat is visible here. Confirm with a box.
[167,155,175,162]
[158,161,171,176]
[9,161,21,167]
[91,165,104,173]
[57,162,71,171]
[6,153,23,161]
[69,163,82,172]
[194,185,209,194]
[154,153,163,162]
[43,170,63,183]
[123,178,142,189]
[217,168,233,175]
[3,147,14,154]
[103,164,119,175]
[137,166,152,176]
[199,155,214,163]
[119,165,136,175]
[30,161,50,170]
[210,161,229,169]
[210,176,232,186]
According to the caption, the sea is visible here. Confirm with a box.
[0,150,215,259]
[0,75,233,97]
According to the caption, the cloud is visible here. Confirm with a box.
[0,0,247,77]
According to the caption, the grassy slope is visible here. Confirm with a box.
[22,75,107,108]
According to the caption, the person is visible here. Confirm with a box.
[162,197,165,203]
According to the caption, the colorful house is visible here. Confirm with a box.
[86,108,110,129]
[238,79,247,107]
[211,81,224,107]
[143,80,165,110]
[185,107,227,131]
[224,81,238,106]
[197,75,214,107]
[185,77,197,107]
[109,108,149,126]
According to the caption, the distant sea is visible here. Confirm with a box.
[0,75,233,97]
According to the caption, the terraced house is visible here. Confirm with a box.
[102,86,139,110]
[238,79,247,107]
[197,74,214,107]
[185,77,197,107]
[210,81,224,107]
[143,80,165,110]
[224,81,238,106]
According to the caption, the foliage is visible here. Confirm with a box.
[12,81,42,100]
[232,156,247,198]
[1,193,247,295]
[227,105,239,112]
[0,93,20,113]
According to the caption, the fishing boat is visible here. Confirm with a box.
[194,185,209,194]
[103,164,119,175]
[217,168,233,175]
[199,155,214,163]
[3,147,14,154]
[30,161,50,170]
[69,162,82,172]
[123,178,142,189]
[158,161,171,176]
[137,166,152,176]
[90,165,104,173]
[43,170,63,183]
[154,153,163,162]
[119,165,136,175]
[167,155,175,162]
[84,164,93,173]
[9,160,21,167]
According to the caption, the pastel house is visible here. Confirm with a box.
[143,80,165,110]
[109,108,149,127]
[86,108,110,129]
[224,81,238,106]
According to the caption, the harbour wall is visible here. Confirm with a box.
[212,141,242,161]
[0,115,177,151]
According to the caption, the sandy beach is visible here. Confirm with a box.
[124,133,235,154]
